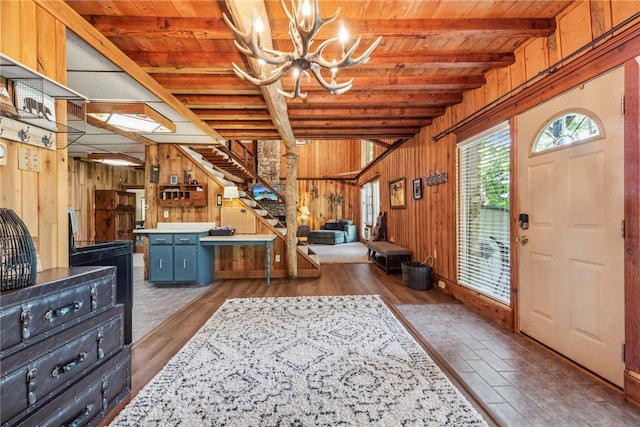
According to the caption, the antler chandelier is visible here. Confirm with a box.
[224,0,382,99]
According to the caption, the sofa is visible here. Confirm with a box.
[307,219,358,245]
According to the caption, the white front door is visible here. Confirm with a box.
[518,67,625,386]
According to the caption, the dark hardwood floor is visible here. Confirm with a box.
[100,262,640,426]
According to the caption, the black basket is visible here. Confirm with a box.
[1,208,37,292]
[401,261,433,291]
[209,228,235,236]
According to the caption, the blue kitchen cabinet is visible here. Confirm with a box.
[147,232,214,285]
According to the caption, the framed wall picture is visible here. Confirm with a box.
[389,177,406,209]
[413,177,423,200]
[169,174,179,185]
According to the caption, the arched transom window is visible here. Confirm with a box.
[532,110,602,154]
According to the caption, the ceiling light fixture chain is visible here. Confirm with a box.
[224,0,382,99]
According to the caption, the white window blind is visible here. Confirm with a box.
[457,125,511,303]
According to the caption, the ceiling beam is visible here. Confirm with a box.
[153,74,486,92]
[285,92,463,106]
[205,121,278,130]
[286,107,446,118]
[125,50,515,69]
[175,95,268,109]
[179,92,460,109]
[194,109,274,120]
[294,127,419,136]
[86,16,556,39]
[289,119,433,128]
[218,130,283,139]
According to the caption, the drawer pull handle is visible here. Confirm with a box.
[64,404,94,427]
[155,238,166,242]
[45,301,81,320]
[26,367,38,405]
[51,352,87,378]
[20,306,31,340]
[179,238,190,242]
[183,259,187,269]
[159,259,163,269]
[96,329,105,359]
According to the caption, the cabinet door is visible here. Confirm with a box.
[149,245,174,282]
[114,211,134,240]
[173,245,198,282]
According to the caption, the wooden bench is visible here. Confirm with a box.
[366,241,411,274]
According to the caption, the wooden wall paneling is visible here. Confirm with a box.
[53,14,68,267]
[0,1,21,60]
[612,1,640,26]
[68,158,145,242]
[510,47,527,90]
[484,70,499,107]
[155,144,219,224]
[557,1,592,59]
[297,179,358,227]
[293,140,361,179]
[524,38,549,81]
[39,148,59,269]
[36,4,58,76]
[19,1,38,69]
[590,1,612,39]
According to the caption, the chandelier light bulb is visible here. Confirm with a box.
[339,25,348,54]
[339,25,348,43]
[301,0,311,17]
[293,67,300,79]
[254,16,264,34]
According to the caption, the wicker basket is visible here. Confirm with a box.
[1,208,37,292]
[401,261,433,291]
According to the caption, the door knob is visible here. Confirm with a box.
[516,235,528,245]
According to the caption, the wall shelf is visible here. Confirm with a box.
[159,184,207,207]
[0,54,86,149]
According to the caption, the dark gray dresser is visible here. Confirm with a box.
[0,266,131,427]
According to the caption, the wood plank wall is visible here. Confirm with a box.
[0,0,68,270]
[289,140,363,228]
[68,158,145,242]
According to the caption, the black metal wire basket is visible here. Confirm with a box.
[1,208,37,292]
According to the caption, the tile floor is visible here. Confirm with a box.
[396,303,640,427]
[131,254,210,341]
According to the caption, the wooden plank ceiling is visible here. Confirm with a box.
[64,0,573,143]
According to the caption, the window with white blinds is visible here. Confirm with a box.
[457,124,511,303]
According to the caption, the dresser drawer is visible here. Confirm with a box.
[149,234,173,245]
[1,306,124,425]
[11,346,131,427]
[0,267,116,356]
[174,234,198,245]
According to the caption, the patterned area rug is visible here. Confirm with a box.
[110,296,488,426]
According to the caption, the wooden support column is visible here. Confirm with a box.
[143,142,160,280]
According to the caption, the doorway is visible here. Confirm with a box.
[517,67,625,386]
